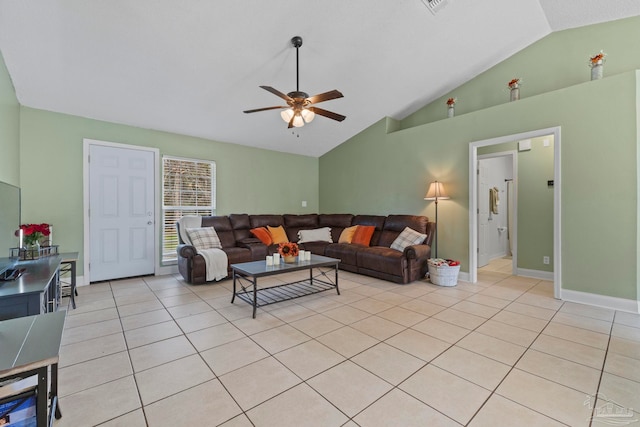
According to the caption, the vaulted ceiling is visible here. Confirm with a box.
[1,1,639,157]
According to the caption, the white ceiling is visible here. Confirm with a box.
[1,1,639,157]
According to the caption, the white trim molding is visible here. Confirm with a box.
[516,268,554,281]
[561,289,639,314]
[469,126,562,298]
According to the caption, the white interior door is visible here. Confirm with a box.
[89,144,155,281]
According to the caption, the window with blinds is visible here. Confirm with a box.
[162,156,216,264]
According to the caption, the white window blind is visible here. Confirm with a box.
[162,156,216,264]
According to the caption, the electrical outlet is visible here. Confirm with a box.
[301,201,307,207]
[543,256,550,265]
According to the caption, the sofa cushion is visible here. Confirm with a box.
[352,225,375,246]
[186,227,222,250]
[319,214,354,242]
[379,215,429,247]
[353,215,386,246]
[250,227,273,245]
[229,213,251,229]
[298,241,331,255]
[283,214,319,227]
[298,227,332,243]
[338,225,358,243]
[230,214,253,242]
[222,247,253,265]
[325,243,361,266]
[250,214,284,228]
[357,247,407,277]
[268,225,289,244]
[390,227,427,252]
[201,216,237,248]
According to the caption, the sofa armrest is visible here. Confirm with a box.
[177,244,198,258]
[404,244,431,261]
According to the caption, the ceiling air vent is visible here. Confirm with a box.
[421,0,449,15]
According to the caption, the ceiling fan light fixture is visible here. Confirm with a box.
[301,108,315,123]
[281,108,294,122]
[244,36,345,128]
[292,114,305,128]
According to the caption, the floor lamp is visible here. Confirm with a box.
[424,181,449,258]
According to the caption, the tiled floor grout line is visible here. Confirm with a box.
[586,310,616,427]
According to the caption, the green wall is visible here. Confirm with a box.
[321,70,638,300]
[402,15,640,128]
[321,17,640,301]
[19,107,319,275]
[0,50,20,186]
[479,136,554,273]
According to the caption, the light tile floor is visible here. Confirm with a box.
[53,260,640,426]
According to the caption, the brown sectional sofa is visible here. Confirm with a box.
[177,213,435,285]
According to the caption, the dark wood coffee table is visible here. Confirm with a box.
[231,254,340,318]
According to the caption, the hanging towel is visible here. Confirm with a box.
[489,187,500,214]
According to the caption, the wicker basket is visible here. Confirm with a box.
[428,260,460,287]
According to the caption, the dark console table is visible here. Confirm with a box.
[0,255,63,321]
[0,311,66,426]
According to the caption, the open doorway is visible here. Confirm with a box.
[477,152,516,273]
[469,127,561,298]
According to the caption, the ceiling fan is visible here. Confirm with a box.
[243,36,346,128]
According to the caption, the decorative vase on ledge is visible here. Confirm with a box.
[591,61,603,80]
[447,105,455,118]
[509,84,520,102]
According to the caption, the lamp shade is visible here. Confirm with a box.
[280,109,294,122]
[424,181,450,201]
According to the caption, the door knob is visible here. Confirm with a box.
[147,221,153,225]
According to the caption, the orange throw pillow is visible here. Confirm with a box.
[351,225,375,246]
[338,225,358,244]
[250,227,272,245]
[267,225,289,244]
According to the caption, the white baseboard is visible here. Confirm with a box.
[458,271,471,282]
[157,265,179,276]
[560,288,639,314]
[516,268,554,281]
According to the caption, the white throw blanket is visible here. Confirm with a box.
[199,248,228,282]
[177,215,228,282]
[178,215,202,245]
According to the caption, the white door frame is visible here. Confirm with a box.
[469,126,561,299]
[478,150,517,274]
[83,138,160,283]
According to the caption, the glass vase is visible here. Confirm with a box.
[591,61,603,80]
[509,85,520,102]
[447,105,455,118]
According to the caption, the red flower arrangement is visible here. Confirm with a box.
[589,50,606,67]
[507,78,521,89]
[16,223,50,246]
[278,242,299,258]
[446,97,457,106]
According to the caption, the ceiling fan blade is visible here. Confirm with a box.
[243,106,287,114]
[309,106,346,122]
[307,90,344,105]
[260,86,293,102]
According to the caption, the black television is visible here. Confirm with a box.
[0,180,20,276]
